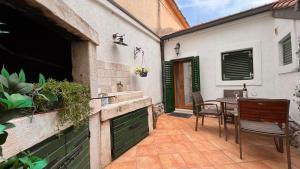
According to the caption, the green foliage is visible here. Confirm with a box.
[0,124,5,135]
[0,66,33,95]
[0,123,15,155]
[0,92,32,111]
[0,152,48,169]
[0,66,49,156]
[35,79,91,128]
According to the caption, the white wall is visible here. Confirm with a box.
[164,12,300,123]
[274,18,300,122]
[62,0,163,103]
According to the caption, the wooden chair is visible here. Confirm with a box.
[238,98,291,169]
[192,92,222,137]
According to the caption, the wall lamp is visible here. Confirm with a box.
[112,33,128,46]
[0,22,9,34]
[134,47,144,59]
[174,42,180,56]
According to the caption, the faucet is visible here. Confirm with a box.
[117,81,123,87]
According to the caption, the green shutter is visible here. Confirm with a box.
[192,56,200,92]
[222,49,253,81]
[163,61,175,113]
[282,37,292,65]
[191,56,200,114]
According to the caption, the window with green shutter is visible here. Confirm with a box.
[281,36,292,65]
[221,49,254,81]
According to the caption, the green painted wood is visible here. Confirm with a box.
[191,56,201,92]
[111,108,149,160]
[282,37,292,65]
[21,125,90,169]
[191,56,201,113]
[221,49,253,81]
[66,138,90,169]
[163,61,175,113]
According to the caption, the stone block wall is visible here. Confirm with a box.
[96,60,131,93]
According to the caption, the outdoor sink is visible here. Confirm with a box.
[107,91,144,104]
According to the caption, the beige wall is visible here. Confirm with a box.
[114,0,188,36]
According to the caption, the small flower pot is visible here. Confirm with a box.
[139,71,148,77]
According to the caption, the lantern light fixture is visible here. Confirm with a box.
[112,33,128,46]
[174,42,180,56]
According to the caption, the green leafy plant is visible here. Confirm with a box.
[0,123,15,156]
[0,152,48,169]
[0,66,50,156]
[0,92,32,111]
[35,79,91,128]
[0,67,33,95]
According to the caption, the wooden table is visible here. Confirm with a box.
[216,97,239,144]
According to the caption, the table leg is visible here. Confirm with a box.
[234,116,239,144]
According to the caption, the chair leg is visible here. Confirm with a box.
[286,136,291,169]
[201,115,205,126]
[274,137,284,153]
[218,116,221,137]
[239,130,243,159]
[195,113,199,131]
[224,115,228,141]
[220,115,223,125]
[234,116,238,144]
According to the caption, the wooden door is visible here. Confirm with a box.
[174,61,193,109]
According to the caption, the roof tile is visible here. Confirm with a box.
[273,0,297,9]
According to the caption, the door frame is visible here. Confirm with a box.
[172,57,194,110]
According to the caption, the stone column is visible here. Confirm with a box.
[72,41,101,169]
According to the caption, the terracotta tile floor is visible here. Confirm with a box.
[105,114,300,169]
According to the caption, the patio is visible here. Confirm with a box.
[105,114,300,169]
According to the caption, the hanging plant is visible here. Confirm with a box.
[135,66,149,77]
[34,79,91,128]
[134,47,149,77]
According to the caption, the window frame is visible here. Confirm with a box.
[280,34,293,66]
[221,48,254,81]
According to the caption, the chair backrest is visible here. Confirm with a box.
[238,98,290,124]
[224,90,243,98]
[192,92,204,105]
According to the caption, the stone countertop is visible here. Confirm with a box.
[100,96,152,121]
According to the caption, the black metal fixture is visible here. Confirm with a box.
[174,42,180,56]
[112,33,128,46]
[0,22,9,34]
[134,47,144,59]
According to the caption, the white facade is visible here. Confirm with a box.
[63,0,163,104]
[164,12,300,123]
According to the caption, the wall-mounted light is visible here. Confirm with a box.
[134,47,144,59]
[174,43,180,56]
[0,22,9,34]
[112,33,128,46]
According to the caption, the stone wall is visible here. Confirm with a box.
[96,60,131,93]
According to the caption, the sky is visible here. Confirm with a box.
[175,0,276,26]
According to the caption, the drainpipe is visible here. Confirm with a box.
[160,39,165,106]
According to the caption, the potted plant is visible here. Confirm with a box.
[135,66,149,77]
[0,66,91,168]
